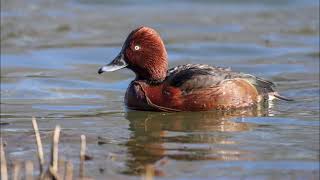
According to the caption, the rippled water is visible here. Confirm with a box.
[1,0,319,179]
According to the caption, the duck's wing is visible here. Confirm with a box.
[166,64,233,94]
[166,64,292,101]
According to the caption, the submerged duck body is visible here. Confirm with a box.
[98,26,291,112]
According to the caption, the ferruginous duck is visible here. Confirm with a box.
[98,26,292,112]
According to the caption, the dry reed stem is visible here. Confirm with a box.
[32,117,45,173]
[80,135,86,178]
[58,159,65,179]
[144,164,155,180]
[0,138,8,180]
[25,160,34,180]
[12,161,21,180]
[49,125,61,180]
[49,166,60,180]
[64,161,73,180]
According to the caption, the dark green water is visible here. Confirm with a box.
[1,0,319,179]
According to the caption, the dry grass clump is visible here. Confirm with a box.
[1,117,88,180]
[1,117,156,180]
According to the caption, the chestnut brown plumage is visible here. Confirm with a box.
[98,26,292,111]
[123,27,168,82]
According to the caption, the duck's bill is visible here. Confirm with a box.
[98,53,128,74]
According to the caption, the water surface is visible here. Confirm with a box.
[1,0,319,179]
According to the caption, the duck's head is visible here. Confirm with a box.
[98,26,168,82]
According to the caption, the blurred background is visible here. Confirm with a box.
[1,0,319,179]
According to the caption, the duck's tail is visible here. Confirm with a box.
[269,92,294,101]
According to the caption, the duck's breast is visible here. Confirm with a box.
[125,81,157,111]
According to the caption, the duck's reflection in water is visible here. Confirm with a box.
[123,108,268,175]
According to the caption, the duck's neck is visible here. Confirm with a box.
[131,62,168,84]
[134,74,166,85]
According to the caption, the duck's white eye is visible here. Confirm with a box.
[134,45,140,51]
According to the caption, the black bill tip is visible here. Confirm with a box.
[98,67,104,74]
